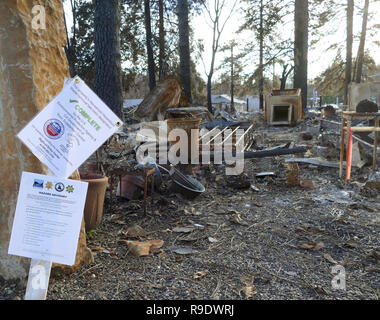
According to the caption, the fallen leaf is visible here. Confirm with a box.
[91,246,105,251]
[110,214,122,221]
[126,239,164,257]
[336,218,349,225]
[149,247,161,254]
[300,180,316,189]
[167,246,199,255]
[178,235,199,242]
[208,237,218,243]
[149,239,164,248]
[295,226,306,232]
[242,285,256,299]
[149,240,164,253]
[127,241,151,257]
[126,224,147,238]
[172,226,195,233]
[298,242,325,250]
[323,253,337,264]
[240,276,256,298]
[296,225,323,234]
[344,240,360,248]
[115,220,127,225]
[313,242,325,250]
[229,214,249,226]
[251,201,263,207]
[193,270,209,279]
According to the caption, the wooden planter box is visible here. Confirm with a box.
[265,89,303,126]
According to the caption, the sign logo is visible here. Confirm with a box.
[44,119,64,140]
[55,182,65,192]
[33,179,44,188]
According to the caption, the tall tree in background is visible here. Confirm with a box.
[94,0,123,119]
[230,41,235,109]
[344,0,354,105]
[294,0,309,113]
[158,0,166,80]
[201,0,238,112]
[216,41,245,98]
[354,0,370,83]
[280,64,294,90]
[63,0,78,77]
[178,0,193,104]
[239,0,292,110]
[258,0,264,110]
[315,51,377,102]
[64,0,95,83]
[144,0,156,90]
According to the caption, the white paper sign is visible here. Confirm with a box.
[17,76,123,178]
[8,172,89,266]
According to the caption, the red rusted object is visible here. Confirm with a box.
[345,128,353,181]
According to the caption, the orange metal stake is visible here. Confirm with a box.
[345,128,353,181]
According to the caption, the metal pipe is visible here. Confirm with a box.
[204,146,307,162]
[345,128,353,181]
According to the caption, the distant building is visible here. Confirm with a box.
[211,94,247,112]
[369,73,380,82]
[246,96,260,112]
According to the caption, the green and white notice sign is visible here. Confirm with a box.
[17,76,123,178]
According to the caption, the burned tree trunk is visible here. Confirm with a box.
[94,0,123,119]
[178,0,192,104]
[354,0,369,83]
[231,44,235,109]
[144,0,156,91]
[158,0,166,80]
[259,0,264,111]
[344,0,354,105]
[294,0,309,114]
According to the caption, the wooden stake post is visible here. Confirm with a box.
[11,77,123,300]
[23,168,54,300]
[25,260,52,300]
